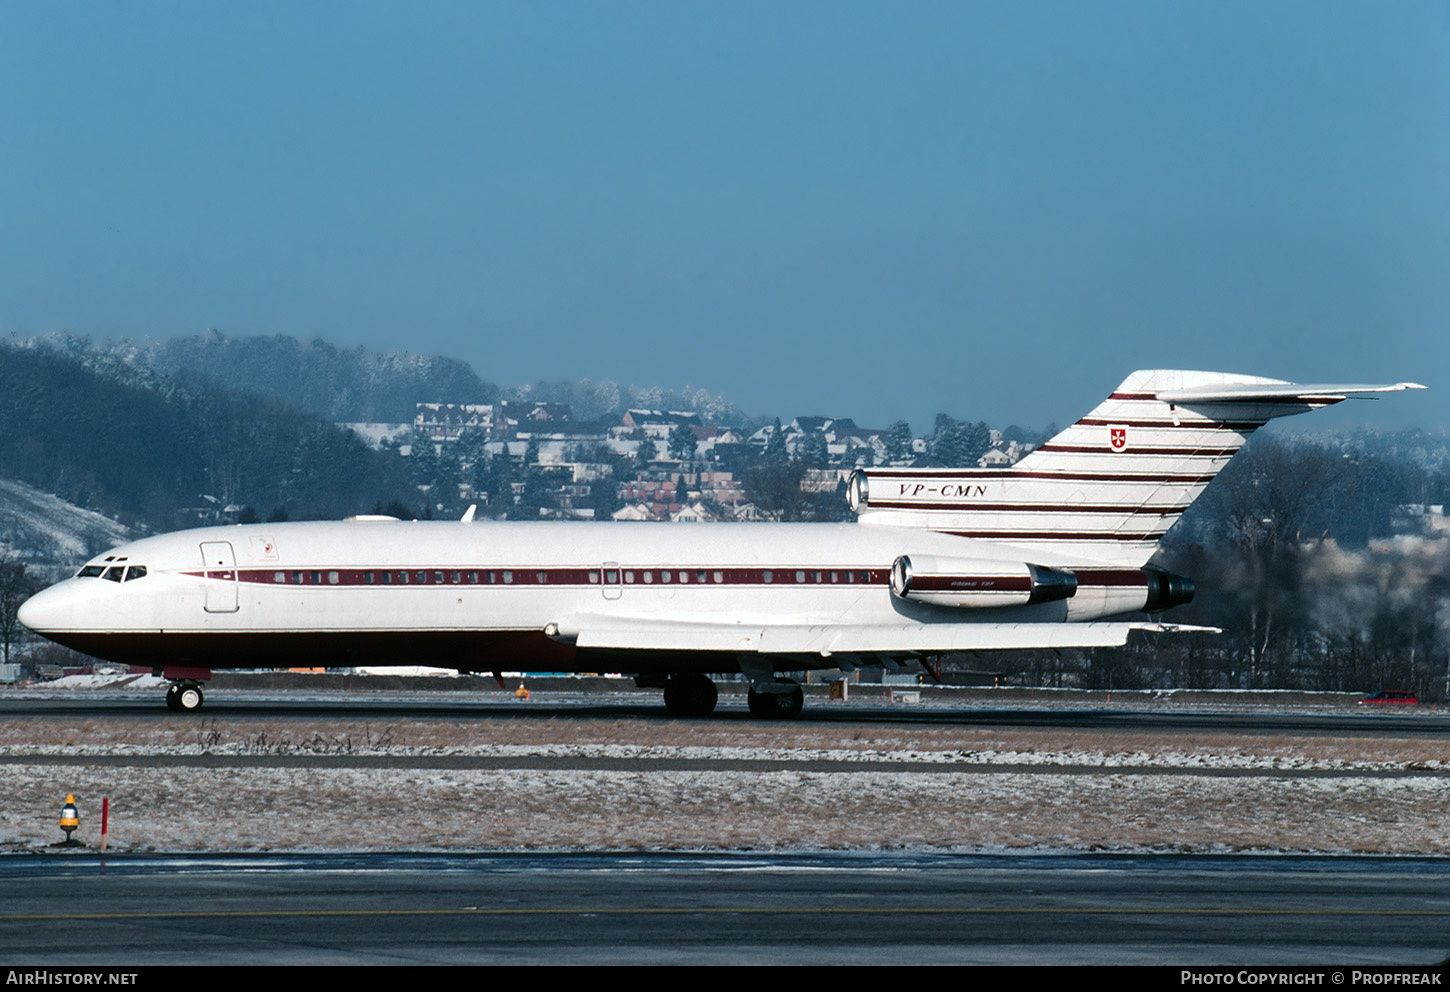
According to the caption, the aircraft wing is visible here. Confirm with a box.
[550,616,1218,655]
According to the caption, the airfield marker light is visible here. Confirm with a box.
[58,794,79,845]
[515,681,531,701]
[101,796,110,851]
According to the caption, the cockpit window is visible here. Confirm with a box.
[77,565,105,578]
[102,566,124,582]
[123,565,147,581]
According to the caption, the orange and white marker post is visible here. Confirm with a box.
[58,794,79,845]
[101,796,109,851]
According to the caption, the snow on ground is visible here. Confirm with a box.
[3,763,1447,854]
[1,701,1447,854]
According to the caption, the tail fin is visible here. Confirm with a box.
[849,370,1424,566]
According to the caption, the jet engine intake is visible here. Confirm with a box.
[891,555,1077,609]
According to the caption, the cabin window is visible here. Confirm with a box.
[794,570,804,583]
[399,571,409,584]
[861,571,872,584]
[468,571,479,584]
[502,570,513,584]
[678,571,689,583]
[830,571,839,583]
[588,571,600,584]
[660,570,671,584]
[311,571,322,585]
[77,565,105,578]
[123,566,147,581]
[604,569,617,583]
[293,571,304,585]
[713,570,723,583]
[452,571,461,584]
[434,571,445,584]
[416,571,427,584]
[642,570,653,584]
[624,571,635,584]
[364,571,374,584]
[274,571,286,584]
[813,571,822,583]
[696,570,707,584]
[763,570,773,583]
[486,571,496,584]
[382,571,392,584]
[536,571,547,584]
[328,571,340,585]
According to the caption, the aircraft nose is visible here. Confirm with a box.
[18,582,76,633]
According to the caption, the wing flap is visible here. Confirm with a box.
[552,616,1217,655]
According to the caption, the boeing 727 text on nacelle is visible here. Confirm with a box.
[18,370,1424,717]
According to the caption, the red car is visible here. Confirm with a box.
[1358,690,1419,706]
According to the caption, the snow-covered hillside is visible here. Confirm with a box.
[0,477,133,570]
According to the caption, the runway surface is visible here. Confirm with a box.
[2,692,1447,737]
[2,852,1448,965]
[3,692,1447,965]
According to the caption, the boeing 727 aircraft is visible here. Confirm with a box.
[17,370,1424,717]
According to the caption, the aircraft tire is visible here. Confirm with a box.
[176,683,204,713]
[663,674,718,717]
[747,681,804,720]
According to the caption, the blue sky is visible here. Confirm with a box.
[2,1,1445,433]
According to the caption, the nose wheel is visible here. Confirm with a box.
[165,681,205,712]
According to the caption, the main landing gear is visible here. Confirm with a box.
[747,678,804,720]
[657,673,806,719]
[165,681,205,713]
[662,673,718,717]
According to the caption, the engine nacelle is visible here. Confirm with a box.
[890,554,1078,609]
[1143,567,1195,613]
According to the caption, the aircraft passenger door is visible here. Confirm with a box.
[200,541,240,613]
[601,561,622,600]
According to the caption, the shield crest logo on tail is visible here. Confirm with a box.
[1109,425,1128,452]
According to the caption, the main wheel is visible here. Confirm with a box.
[175,683,205,712]
[662,673,718,717]
[747,680,804,719]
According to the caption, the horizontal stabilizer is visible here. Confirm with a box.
[551,615,1217,655]
[1158,381,1426,404]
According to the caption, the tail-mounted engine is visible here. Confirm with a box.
[890,555,1078,609]
[1143,567,1195,613]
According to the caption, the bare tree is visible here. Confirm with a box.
[0,550,41,665]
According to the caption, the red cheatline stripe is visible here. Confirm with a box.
[1035,444,1242,456]
[944,530,1168,542]
[909,575,1032,592]
[862,470,1219,482]
[1073,569,1149,586]
[1074,418,1262,431]
[864,501,1186,514]
[185,567,894,588]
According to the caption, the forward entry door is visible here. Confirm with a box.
[200,541,239,613]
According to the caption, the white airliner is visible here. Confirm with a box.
[18,369,1423,717]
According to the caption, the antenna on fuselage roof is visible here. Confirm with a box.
[461,504,476,524]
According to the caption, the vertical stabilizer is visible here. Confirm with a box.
[849,370,1424,566]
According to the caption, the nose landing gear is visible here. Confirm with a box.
[165,681,205,712]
